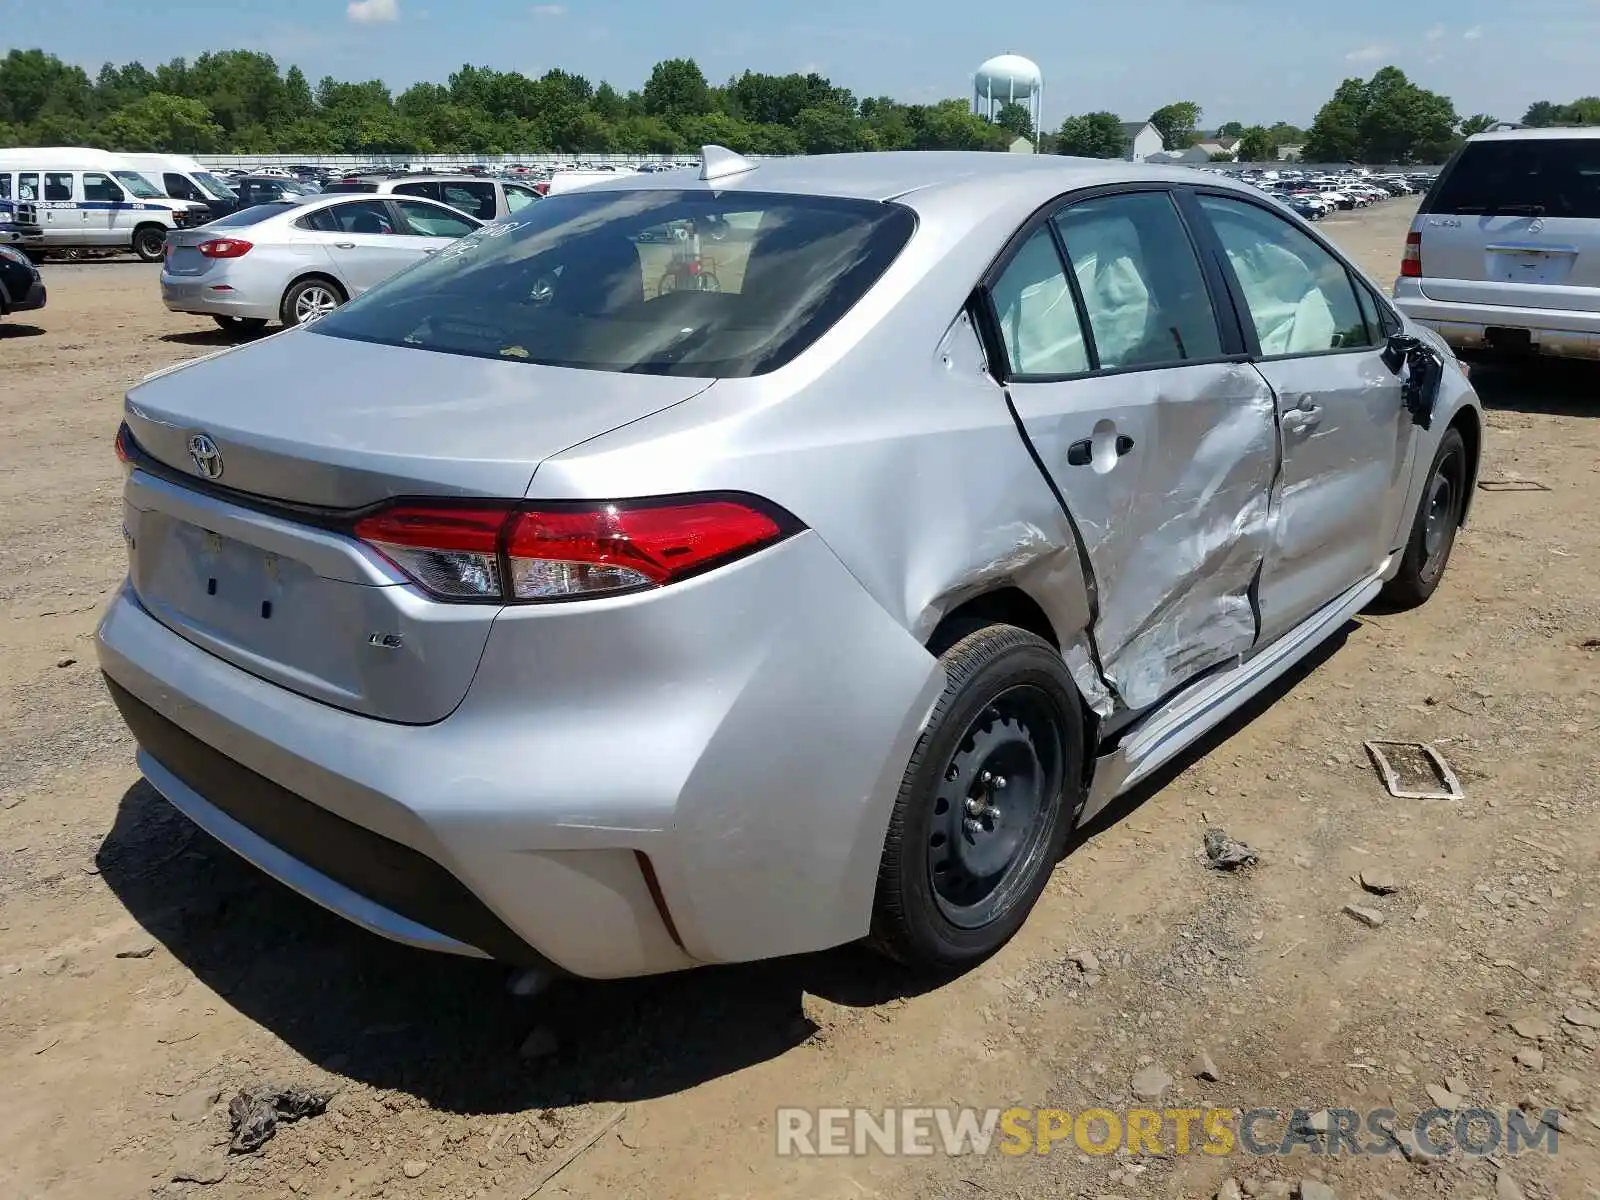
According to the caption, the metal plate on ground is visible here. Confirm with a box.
[1478,479,1551,492]
[1364,741,1466,801]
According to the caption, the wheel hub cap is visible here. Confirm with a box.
[296,288,338,324]
[1423,470,1454,561]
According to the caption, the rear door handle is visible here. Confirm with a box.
[1067,434,1136,467]
[1282,404,1323,430]
[335,241,355,249]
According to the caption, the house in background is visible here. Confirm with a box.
[1120,121,1165,162]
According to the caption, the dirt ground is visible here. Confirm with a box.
[2,198,1599,1200]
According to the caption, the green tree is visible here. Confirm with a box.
[1055,111,1126,158]
[1522,101,1563,127]
[993,101,1034,140]
[1149,101,1202,149]
[1458,113,1498,138]
[641,57,712,118]
[97,92,224,153]
[1267,121,1304,145]
[1216,120,1245,138]
[1303,78,1366,161]
[1236,125,1276,162]
[793,103,863,153]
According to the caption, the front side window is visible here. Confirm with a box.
[18,173,38,201]
[1197,194,1370,356]
[82,173,123,203]
[392,199,478,239]
[163,173,202,201]
[311,189,916,378]
[44,173,73,202]
[989,226,1089,376]
[1053,191,1222,370]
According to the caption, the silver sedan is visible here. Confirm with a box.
[104,149,1481,980]
[160,193,483,337]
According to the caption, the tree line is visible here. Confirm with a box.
[1056,69,1494,165]
[0,48,1527,165]
[0,48,1033,156]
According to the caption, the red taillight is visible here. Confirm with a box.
[114,423,134,464]
[353,497,796,603]
[1401,230,1422,278]
[197,238,253,259]
[533,181,550,196]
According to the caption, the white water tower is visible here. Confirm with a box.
[972,53,1044,149]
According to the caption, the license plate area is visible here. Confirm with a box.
[133,514,319,652]
[1487,248,1575,286]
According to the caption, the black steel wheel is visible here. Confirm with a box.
[871,623,1083,972]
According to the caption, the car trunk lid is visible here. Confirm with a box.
[121,331,713,723]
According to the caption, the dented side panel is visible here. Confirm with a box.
[1009,362,1279,711]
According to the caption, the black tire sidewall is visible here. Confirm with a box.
[1389,427,1467,606]
[874,627,1083,970]
[133,227,166,262]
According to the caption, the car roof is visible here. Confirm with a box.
[561,150,1260,210]
[1468,126,1600,143]
[288,192,483,218]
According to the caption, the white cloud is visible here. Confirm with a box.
[1463,25,1484,39]
[1425,24,1445,41]
[530,3,566,13]
[347,0,399,21]
[1345,43,1395,63]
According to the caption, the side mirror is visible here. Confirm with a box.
[1381,332,1420,374]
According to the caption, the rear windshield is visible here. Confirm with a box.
[310,189,916,378]
[201,203,298,228]
[1426,138,1600,218]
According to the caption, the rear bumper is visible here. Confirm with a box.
[1393,279,1600,359]
[161,275,279,322]
[96,531,943,979]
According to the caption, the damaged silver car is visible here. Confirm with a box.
[98,148,1483,979]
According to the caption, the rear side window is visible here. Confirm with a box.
[1427,138,1600,219]
[1,175,12,200]
[990,227,1089,376]
[504,184,540,213]
[326,200,397,235]
[438,181,496,221]
[311,190,916,378]
[1053,191,1222,370]
[44,173,73,201]
[392,181,440,203]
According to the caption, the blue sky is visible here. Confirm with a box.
[3,0,1594,128]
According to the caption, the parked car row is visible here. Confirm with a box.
[1209,166,1435,223]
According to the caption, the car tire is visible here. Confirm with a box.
[132,225,167,263]
[280,277,346,328]
[1380,427,1468,609]
[212,315,268,338]
[870,623,1083,973]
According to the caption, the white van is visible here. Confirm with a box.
[0,148,212,261]
[119,154,240,221]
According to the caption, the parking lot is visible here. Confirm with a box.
[2,197,1599,1200]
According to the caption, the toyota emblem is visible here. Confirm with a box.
[187,433,224,480]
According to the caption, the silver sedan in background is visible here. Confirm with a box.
[160,194,484,337]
